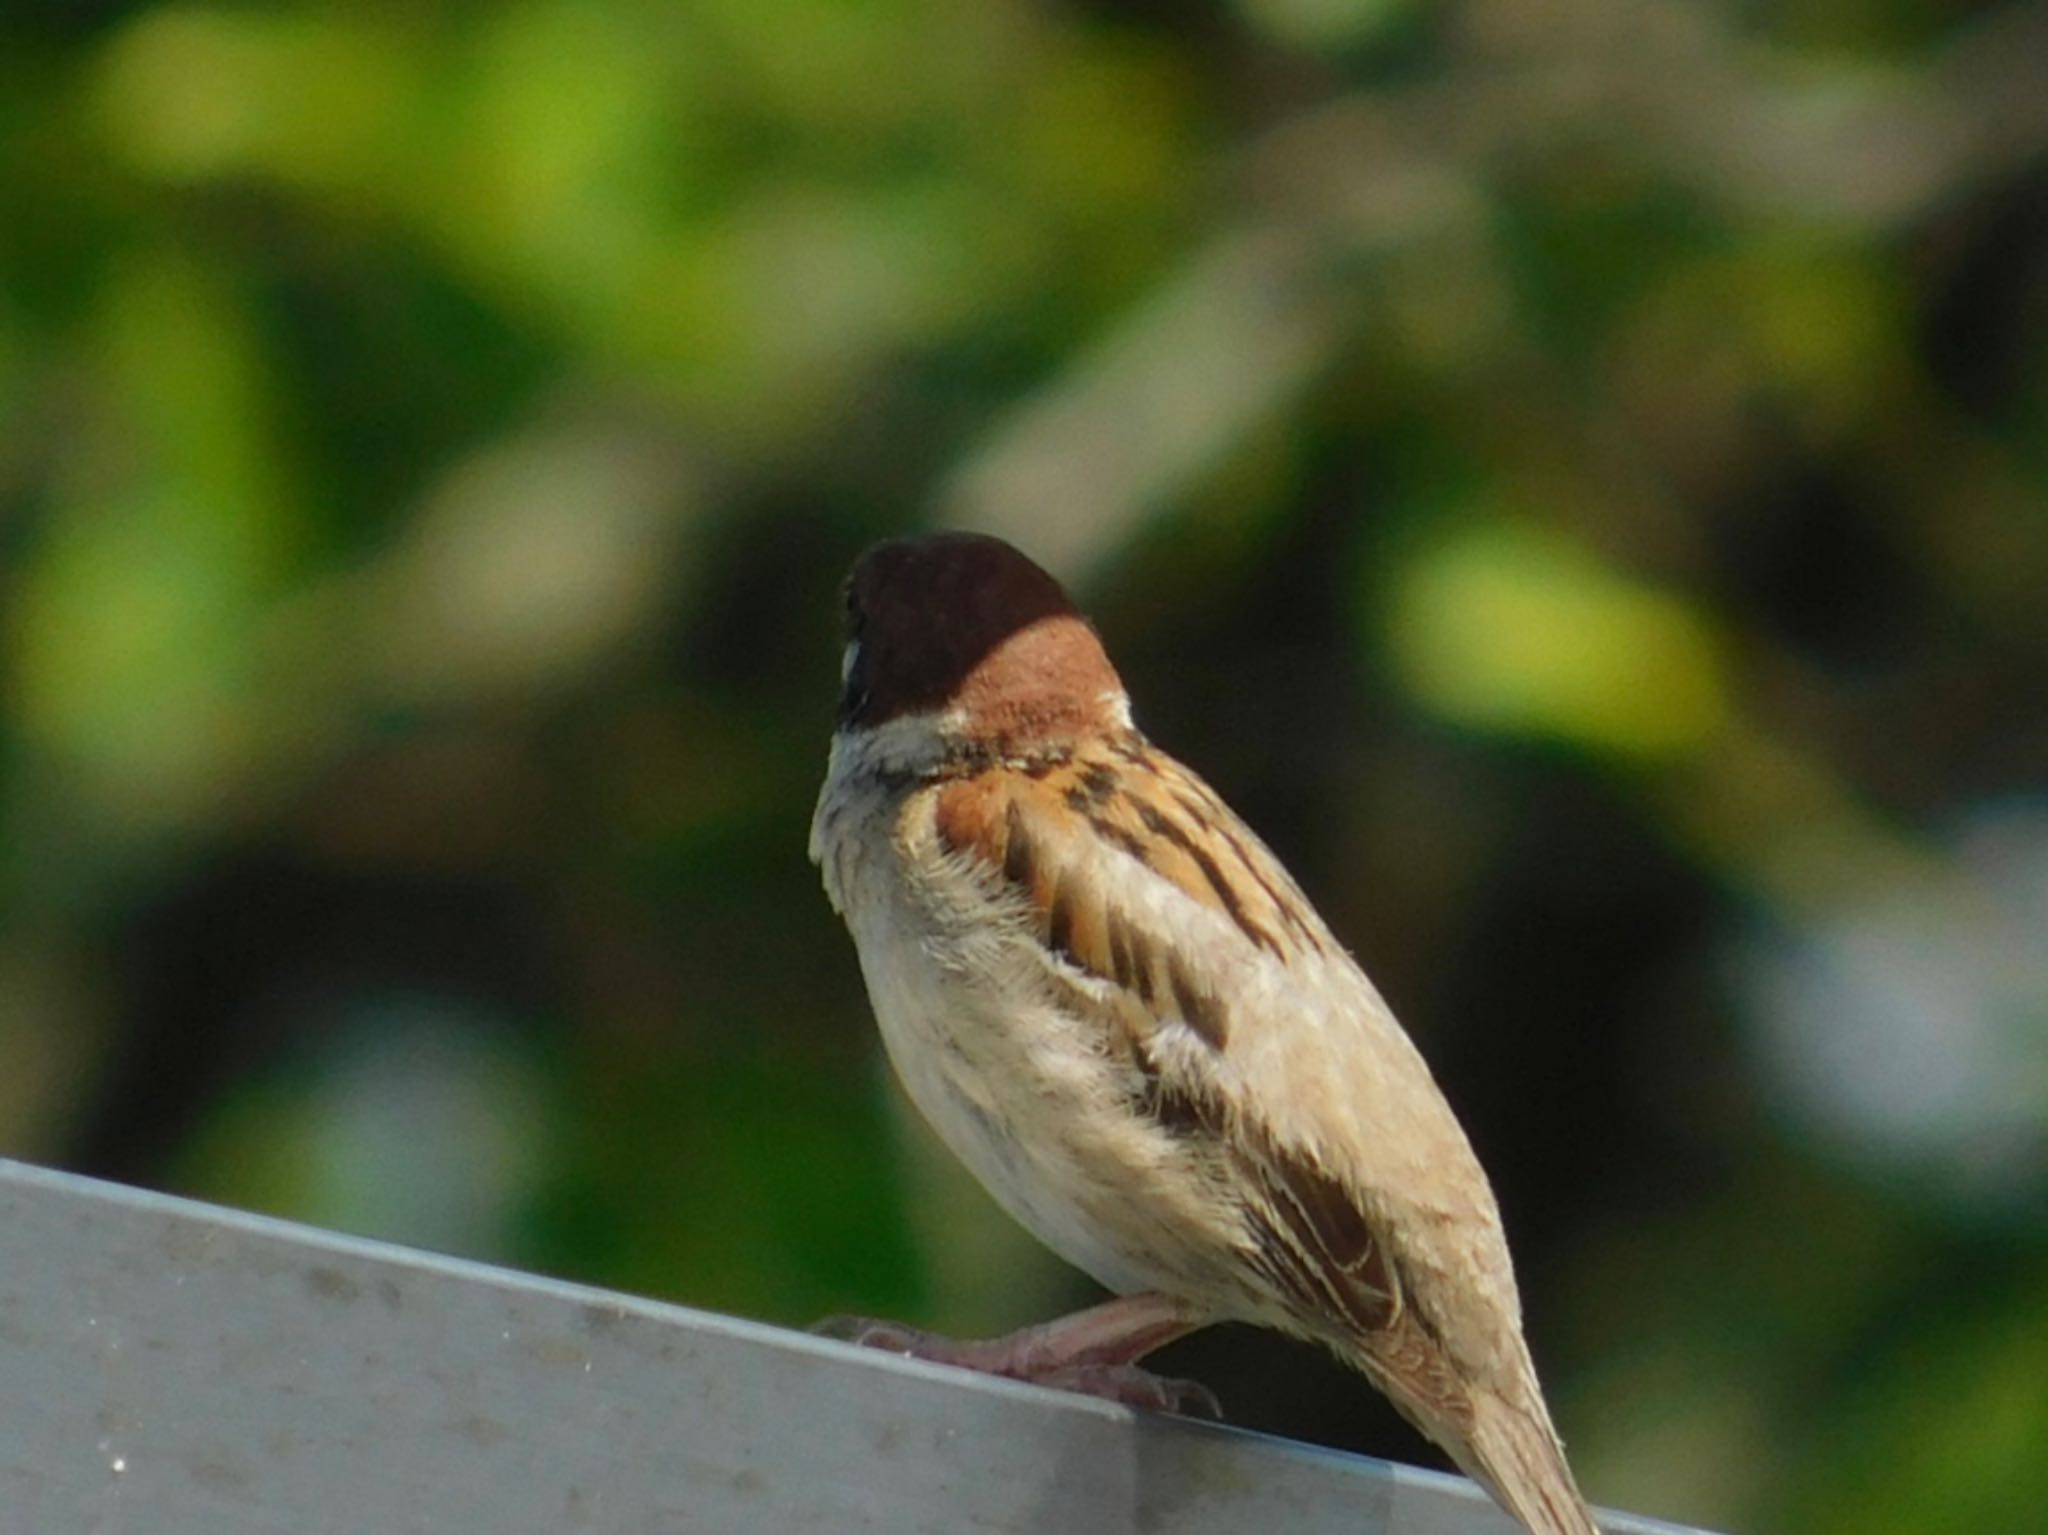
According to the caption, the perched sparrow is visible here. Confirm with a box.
[810,533,1599,1535]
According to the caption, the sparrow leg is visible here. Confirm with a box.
[813,1293,1219,1416]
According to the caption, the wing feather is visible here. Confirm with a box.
[932,734,1409,1341]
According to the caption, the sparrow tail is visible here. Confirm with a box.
[1452,1387,1601,1535]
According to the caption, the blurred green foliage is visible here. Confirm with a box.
[4,2,2047,1529]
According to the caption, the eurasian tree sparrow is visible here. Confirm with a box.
[809,533,1599,1535]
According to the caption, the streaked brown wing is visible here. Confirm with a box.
[931,735,1402,1340]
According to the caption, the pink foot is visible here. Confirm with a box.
[812,1293,1218,1418]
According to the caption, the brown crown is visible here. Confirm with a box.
[839,533,1126,753]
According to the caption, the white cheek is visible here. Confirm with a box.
[841,640,860,682]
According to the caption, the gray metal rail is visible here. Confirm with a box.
[0,1159,1707,1534]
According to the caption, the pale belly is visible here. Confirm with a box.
[814,774,1254,1311]
[856,917,1177,1296]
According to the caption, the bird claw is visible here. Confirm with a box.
[1034,1362,1223,1418]
[808,1313,1222,1419]
[809,1314,931,1351]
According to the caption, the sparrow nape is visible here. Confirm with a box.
[809,532,1600,1535]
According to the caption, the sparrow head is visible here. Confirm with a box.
[837,533,1128,757]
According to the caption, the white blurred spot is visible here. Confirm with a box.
[302,996,549,1252]
[1738,801,2048,1217]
